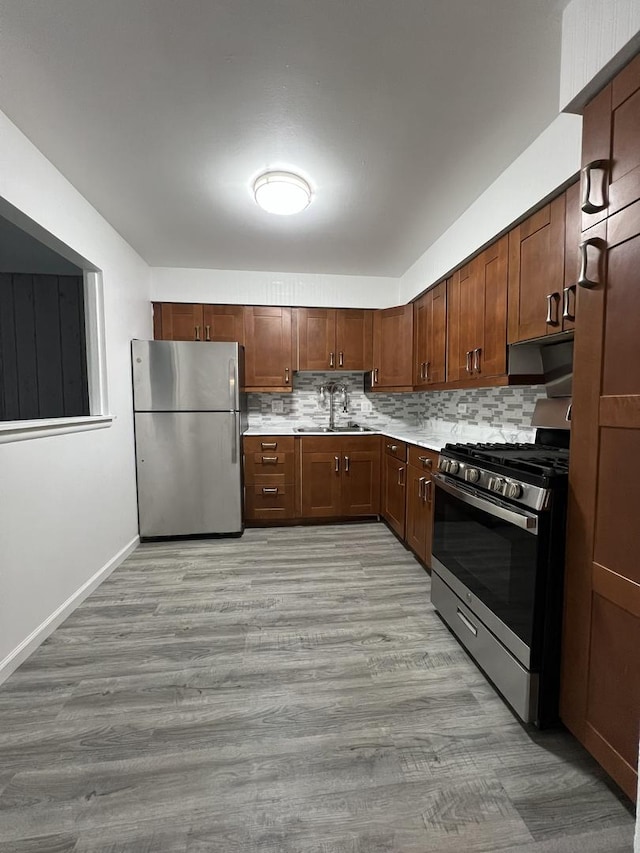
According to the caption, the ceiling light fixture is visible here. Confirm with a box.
[253,171,312,215]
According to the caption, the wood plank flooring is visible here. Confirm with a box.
[0,523,634,852]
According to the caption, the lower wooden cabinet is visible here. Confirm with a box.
[381,440,407,538]
[300,435,380,518]
[243,436,296,522]
[405,446,439,567]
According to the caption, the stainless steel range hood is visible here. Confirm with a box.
[509,335,573,429]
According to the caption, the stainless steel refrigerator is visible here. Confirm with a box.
[132,339,247,538]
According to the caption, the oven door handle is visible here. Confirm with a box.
[433,474,538,535]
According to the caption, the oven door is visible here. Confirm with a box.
[431,474,540,668]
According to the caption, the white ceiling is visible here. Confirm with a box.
[0,1,571,277]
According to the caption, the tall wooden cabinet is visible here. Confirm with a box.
[296,308,373,371]
[447,236,508,383]
[413,281,447,388]
[560,53,640,802]
[371,304,413,389]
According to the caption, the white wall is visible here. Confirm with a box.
[0,110,151,679]
[151,266,401,309]
[560,0,640,112]
[399,113,583,303]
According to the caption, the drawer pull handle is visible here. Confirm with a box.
[284,367,290,384]
[473,347,481,374]
[338,351,344,367]
[456,608,478,637]
[417,456,432,469]
[374,368,379,384]
[262,487,279,495]
[465,351,472,374]
[205,324,211,341]
[386,444,398,452]
[418,476,425,499]
[424,479,432,504]
[334,456,340,473]
[578,238,605,289]
[546,292,560,326]
[581,159,609,214]
[261,442,277,450]
[397,466,404,487]
[194,325,201,341]
[344,455,350,473]
[562,285,576,321]
[261,456,279,464]
[329,352,335,368]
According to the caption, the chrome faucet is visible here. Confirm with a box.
[319,382,348,430]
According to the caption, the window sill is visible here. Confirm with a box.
[0,415,114,444]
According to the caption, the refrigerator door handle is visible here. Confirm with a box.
[229,358,237,410]
[231,411,239,464]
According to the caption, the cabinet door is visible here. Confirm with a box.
[476,235,508,378]
[405,465,428,561]
[202,305,244,344]
[562,182,580,332]
[561,204,640,801]
[507,197,565,344]
[382,454,406,538]
[341,449,380,516]
[427,280,447,384]
[243,306,292,389]
[447,262,475,382]
[581,53,640,230]
[301,452,342,517]
[373,304,413,388]
[413,292,429,388]
[297,308,336,371]
[156,303,204,341]
[336,309,373,371]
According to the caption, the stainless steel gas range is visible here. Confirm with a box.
[430,434,570,727]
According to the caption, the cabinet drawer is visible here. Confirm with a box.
[244,484,295,520]
[408,445,439,471]
[244,435,294,454]
[244,452,295,484]
[383,437,407,461]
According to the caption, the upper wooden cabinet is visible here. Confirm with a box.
[296,308,373,371]
[371,304,413,389]
[413,281,447,388]
[447,236,508,383]
[243,306,293,390]
[508,189,580,344]
[581,52,640,231]
[153,302,244,343]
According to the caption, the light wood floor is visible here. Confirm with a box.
[0,524,634,852]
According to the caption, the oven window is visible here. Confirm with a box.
[432,483,538,646]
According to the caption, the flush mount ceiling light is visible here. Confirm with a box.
[253,171,312,215]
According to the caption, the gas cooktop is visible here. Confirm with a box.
[442,442,570,478]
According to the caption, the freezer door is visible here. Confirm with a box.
[135,411,242,536]
[132,339,243,411]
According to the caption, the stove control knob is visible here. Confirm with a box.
[448,460,460,475]
[506,482,523,499]
[438,458,449,473]
[489,477,505,493]
[464,468,480,484]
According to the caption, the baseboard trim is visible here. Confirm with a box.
[0,535,139,686]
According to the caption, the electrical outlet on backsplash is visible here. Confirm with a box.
[247,372,547,434]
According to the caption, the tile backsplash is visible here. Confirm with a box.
[247,372,546,433]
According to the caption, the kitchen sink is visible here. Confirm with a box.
[294,424,373,433]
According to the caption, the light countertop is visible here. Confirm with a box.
[243,425,450,452]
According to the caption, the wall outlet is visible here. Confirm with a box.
[458,403,468,414]
[271,399,284,414]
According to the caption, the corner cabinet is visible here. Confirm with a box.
[413,280,447,388]
[296,308,373,372]
[243,306,293,391]
[371,304,414,390]
[447,236,508,384]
